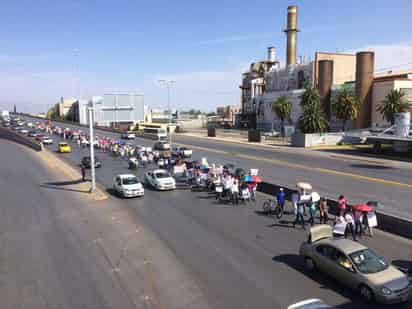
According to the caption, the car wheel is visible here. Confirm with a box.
[359,285,374,303]
[304,257,316,271]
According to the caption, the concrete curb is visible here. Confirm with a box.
[35,148,108,201]
[258,182,412,240]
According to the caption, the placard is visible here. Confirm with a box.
[367,212,378,227]
[333,222,347,235]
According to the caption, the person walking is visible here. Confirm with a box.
[81,164,86,182]
[338,195,346,217]
[344,210,356,241]
[276,188,286,213]
[231,178,239,205]
[319,197,329,224]
[308,199,317,226]
[293,199,306,229]
[354,208,363,239]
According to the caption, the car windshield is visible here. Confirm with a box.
[123,177,139,185]
[349,249,388,274]
[155,172,170,178]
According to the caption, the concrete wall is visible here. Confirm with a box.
[291,132,344,147]
[372,79,412,127]
[0,127,42,151]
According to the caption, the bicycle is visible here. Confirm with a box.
[262,198,283,219]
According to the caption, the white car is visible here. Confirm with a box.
[288,299,333,309]
[144,169,176,190]
[42,136,53,144]
[113,174,144,198]
[19,128,29,134]
[173,146,192,158]
[121,131,136,139]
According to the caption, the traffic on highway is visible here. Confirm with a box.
[3,115,412,308]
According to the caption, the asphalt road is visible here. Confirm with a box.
[25,116,412,219]
[16,124,412,309]
[0,139,212,309]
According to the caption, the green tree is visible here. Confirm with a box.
[272,96,292,136]
[298,86,328,134]
[332,89,360,131]
[377,89,411,125]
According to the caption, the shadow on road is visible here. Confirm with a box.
[40,179,90,194]
[272,254,410,309]
[350,163,393,170]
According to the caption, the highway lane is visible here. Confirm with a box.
[25,116,412,219]
[0,139,212,309]
[39,130,412,308]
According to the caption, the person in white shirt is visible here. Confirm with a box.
[231,178,239,205]
[344,210,356,241]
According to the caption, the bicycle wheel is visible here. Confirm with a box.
[262,200,271,214]
[275,205,283,219]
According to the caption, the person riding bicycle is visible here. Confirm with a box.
[276,188,286,212]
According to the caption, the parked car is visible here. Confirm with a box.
[144,169,176,190]
[58,142,72,153]
[300,225,412,304]
[35,134,44,141]
[81,156,102,169]
[112,174,144,198]
[19,128,29,134]
[172,146,192,158]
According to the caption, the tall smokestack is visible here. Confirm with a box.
[267,47,276,62]
[284,5,299,66]
[356,51,375,128]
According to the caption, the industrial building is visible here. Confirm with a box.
[79,93,146,128]
[240,5,412,132]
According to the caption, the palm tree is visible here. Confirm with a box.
[272,96,292,136]
[298,86,328,134]
[377,89,411,125]
[332,89,360,131]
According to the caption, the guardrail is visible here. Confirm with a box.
[16,114,412,240]
[0,127,42,151]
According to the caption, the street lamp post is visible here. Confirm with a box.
[158,80,176,147]
[88,96,102,193]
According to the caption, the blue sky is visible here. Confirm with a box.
[1,0,412,113]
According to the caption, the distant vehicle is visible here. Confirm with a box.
[28,130,39,137]
[1,110,10,120]
[154,141,170,150]
[58,142,72,153]
[112,174,144,198]
[288,299,333,309]
[35,134,44,141]
[172,146,192,158]
[19,128,29,134]
[299,225,412,304]
[81,156,102,169]
[142,127,168,141]
[121,131,136,140]
[144,169,176,190]
[41,136,53,144]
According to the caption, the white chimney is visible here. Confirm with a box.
[268,47,276,62]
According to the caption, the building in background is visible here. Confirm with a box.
[57,97,78,119]
[240,5,411,132]
[79,93,146,129]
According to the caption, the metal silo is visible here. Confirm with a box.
[355,51,375,128]
[318,60,334,120]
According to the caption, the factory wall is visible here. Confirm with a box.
[314,52,356,86]
[257,89,305,131]
[372,80,412,127]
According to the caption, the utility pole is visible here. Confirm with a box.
[88,100,96,192]
[158,80,176,146]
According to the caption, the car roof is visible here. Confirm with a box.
[317,238,367,254]
[117,174,137,179]
[151,169,168,173]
